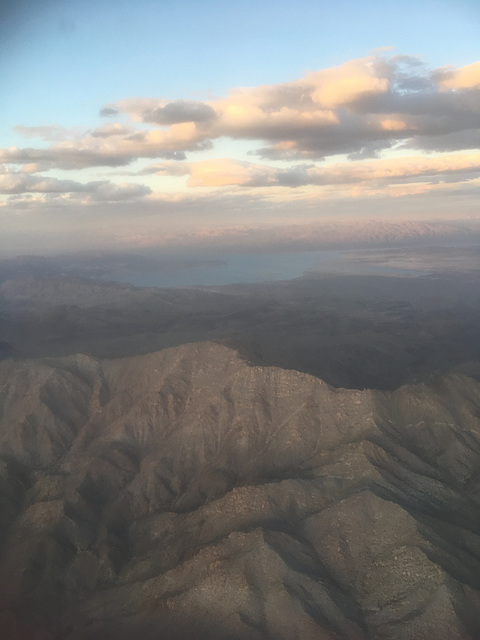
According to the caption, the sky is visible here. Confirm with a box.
[1,0,480,255]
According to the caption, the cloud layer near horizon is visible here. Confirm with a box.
[1,53,479,241]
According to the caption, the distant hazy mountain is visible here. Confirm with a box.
[230,218,480,251]
[1,220,479,280]
[1,342,480,639]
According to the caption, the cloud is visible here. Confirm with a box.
[153,153,480,192]
[141,159,277,187]
[89,182,151,201]
[99,107,120,117]
[307,58,390,108]
[3,54,480,177]
[3,178,479,258]
[143,100,217,125]
[0,172,98,194]
[159,150,187,161]
[102,98,169,121]
[0,124,210,169]
[91,123,134,138]
[0,146,134,170]
[0,169,151,202]
[187,159,274,187]
[14,125,85,141]
[435,61,480,90]
[401,129,480,153]
[102,54,480,162]
[140,162,191,176]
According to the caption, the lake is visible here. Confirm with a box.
[106,249,430,288]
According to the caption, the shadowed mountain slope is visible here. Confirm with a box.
[1,342,480,639]
[1,270,479,390]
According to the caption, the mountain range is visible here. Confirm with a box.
[1,341,480,639]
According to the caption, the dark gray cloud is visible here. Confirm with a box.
[99,107,120,117]
[401,129,480,152]
[275,165,315,188]
[350,85,480,120]
[346,145,383,161]
[394,75,434,93]
[143,100,217,125]
[250,121,398,161]
[0,147,135,169]
[249,147,322,161]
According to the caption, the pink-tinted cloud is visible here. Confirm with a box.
[0,55,480,186]
[109,54,480,160]
[148,153,480,191]
[436,61,480,90]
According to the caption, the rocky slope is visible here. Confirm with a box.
[1,342,480,639]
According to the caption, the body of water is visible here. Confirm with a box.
[107,249,429,288]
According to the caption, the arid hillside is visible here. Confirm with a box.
[1,342,480,640]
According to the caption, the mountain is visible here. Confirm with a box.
[1,342,480,640]
[222,219,480,252]
[2,222,479,269]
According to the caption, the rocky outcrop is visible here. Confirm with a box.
[0,342,479,639]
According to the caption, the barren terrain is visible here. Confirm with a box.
[0,247,479,639]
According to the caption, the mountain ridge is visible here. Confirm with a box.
[1,342,480,639]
